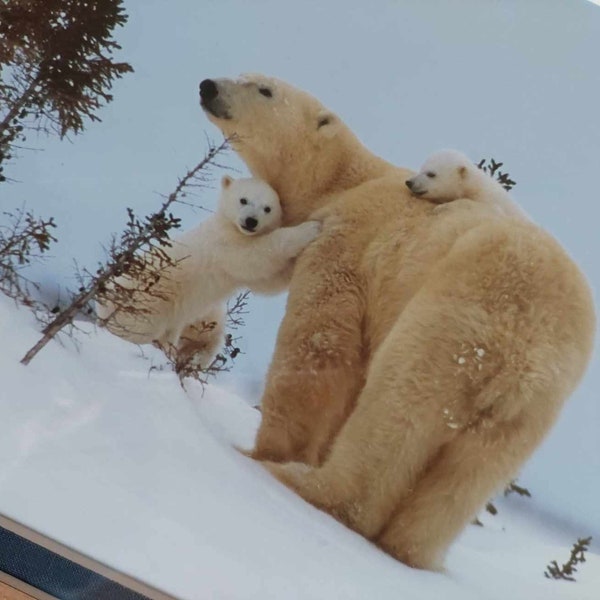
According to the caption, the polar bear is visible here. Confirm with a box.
[96,175,321,368]
[199,74,595,570]
[406,149,527,218]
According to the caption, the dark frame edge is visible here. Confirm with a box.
[0,514,180,600]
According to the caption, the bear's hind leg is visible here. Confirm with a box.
[265,257,564,554]
[174,304,225,373]
[375,412,555,570]
[264,293,480,538]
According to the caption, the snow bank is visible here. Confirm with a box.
[0,296,598,599]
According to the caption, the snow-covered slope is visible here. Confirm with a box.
[1,296,598,600]
[5,1,600,536]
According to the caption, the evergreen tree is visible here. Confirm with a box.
[0,0,133,182]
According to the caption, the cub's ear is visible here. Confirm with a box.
[316,111,338,138]
[221,175,234,189]
[458,166,467,178]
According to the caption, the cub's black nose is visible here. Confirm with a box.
[405,179,414,190]
[199,79,218,101]
[245,217,258,230]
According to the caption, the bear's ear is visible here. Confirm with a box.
[458,166,467,178]
[221,175,233,189]
[316,111,337,137]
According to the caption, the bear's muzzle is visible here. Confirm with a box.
[199,78,232,120]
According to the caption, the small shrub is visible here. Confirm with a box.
[477,158,516,191]
[0,207,57,308]
[545,537,592,582]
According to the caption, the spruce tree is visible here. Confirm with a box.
[0,0,133,182]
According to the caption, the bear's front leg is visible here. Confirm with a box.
[252,232,366,466]
[219,221,321,293]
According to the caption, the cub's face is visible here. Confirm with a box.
[219,175,282,236]
[405,150,471,203]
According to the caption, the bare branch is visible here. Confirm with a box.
[477,157,517,191]
[544,537,592,581]
[227,290,251,329]
[0,206,57,311]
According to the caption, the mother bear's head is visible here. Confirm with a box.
[199,74,389,224]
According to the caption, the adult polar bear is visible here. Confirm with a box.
[199,75,595,570]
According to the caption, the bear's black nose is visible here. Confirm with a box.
[405,179,414,190]
[199,79,219,101]
[245,217,258,230]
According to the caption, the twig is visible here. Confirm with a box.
[477,157,517,191]
[504,480,532,498]
[0,206,57,311]
[227,290,251,329]
[544,537,592,581]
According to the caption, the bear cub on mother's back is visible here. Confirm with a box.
[406,149,527,219]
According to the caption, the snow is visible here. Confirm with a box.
[1,0,600,597]
[4,4,599,537]
[1,295,599,600]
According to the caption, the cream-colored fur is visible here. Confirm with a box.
[406,149,527,218]
[199,74,595,570]
[96,175,321,365]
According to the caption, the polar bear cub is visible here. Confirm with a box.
[405,149,526,218]
[97,175,321,366]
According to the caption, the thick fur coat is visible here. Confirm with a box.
[199,74,595,570]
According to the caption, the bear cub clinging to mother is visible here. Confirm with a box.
[96,175,320,369]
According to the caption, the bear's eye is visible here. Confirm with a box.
[426,171,436,178]
[240,198,248,205]
[264,206,271,214]
[258,87,273,98]
[317,116,330,129]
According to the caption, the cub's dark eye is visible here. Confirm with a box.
[426,172,436,178]
[240,198,248,205]
[264,206,271,213]
[258,87,273,98]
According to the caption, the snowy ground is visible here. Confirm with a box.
[4,0,600,546]
[1,295,598,600]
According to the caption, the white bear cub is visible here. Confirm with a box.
[405,149,526,218]
[97,175,321,366]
